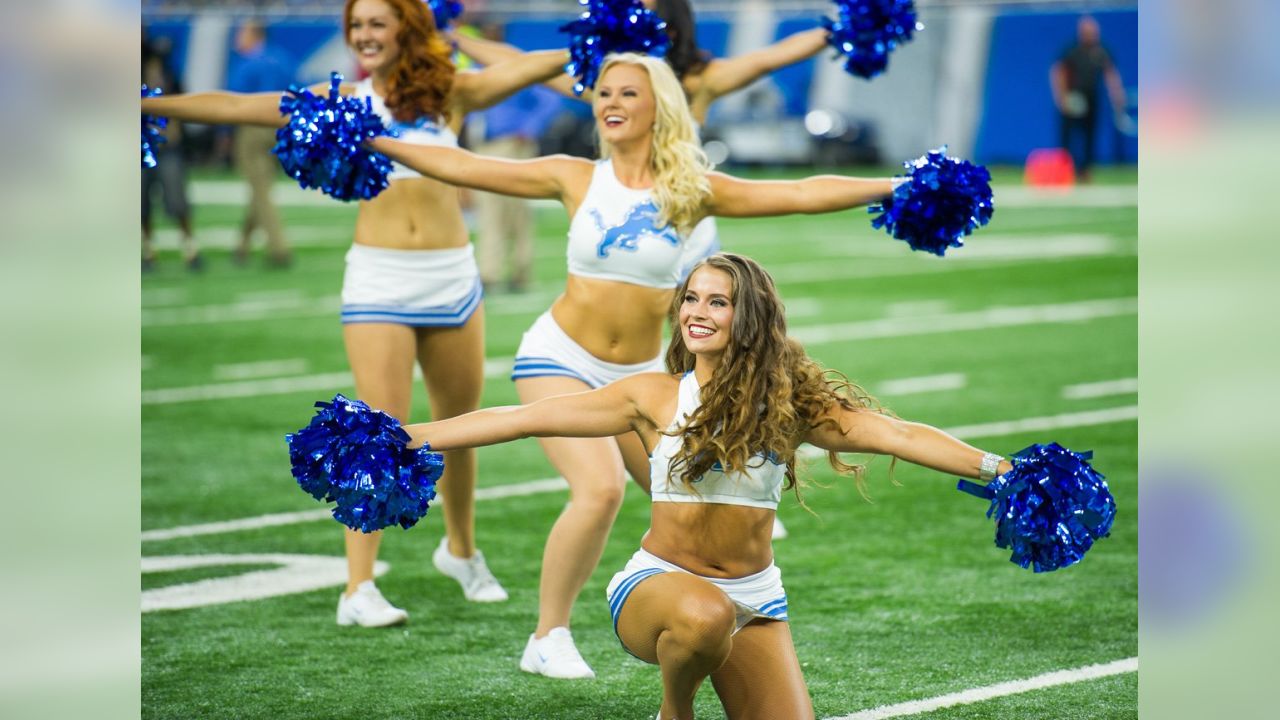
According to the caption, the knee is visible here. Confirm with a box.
[568,475,626,515]
[667,592,736,657]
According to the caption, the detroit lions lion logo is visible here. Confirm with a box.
[592,201,681,258]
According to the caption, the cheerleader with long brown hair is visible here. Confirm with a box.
[395,252,1013,719]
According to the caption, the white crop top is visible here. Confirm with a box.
[355,78,458,181]
[650,372,786,510]
[565,159,686,289]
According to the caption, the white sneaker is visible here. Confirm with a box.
[432,536,509,602]
[772,516,788,540]
[336,580,408,627]
[519,627,596,679]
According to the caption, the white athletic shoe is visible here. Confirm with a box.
[519,627,596,679]
[336,580,409,627]
[772,516,789,540]
[432,537,509,602]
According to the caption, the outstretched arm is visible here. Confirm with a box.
[1104,63,1127,115]
[141,81,344,127]
[699,27,829,102]
[704,171,894,218]
[1049,61,1068,113]
[402,374,658,451]
[451,49,573,112]
[805,408,1013,479]
[452,33,582,100]
[367,136,584,200]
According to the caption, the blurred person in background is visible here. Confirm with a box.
[464,21,564,294]
[142,0,569,630]
[1050,15,1129,181]
[142,30,201,272]
[228,19,294,268]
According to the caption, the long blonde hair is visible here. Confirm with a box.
[597,53,710,235]
[664,254,895,500]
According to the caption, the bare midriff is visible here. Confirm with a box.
[643,502,775,578]
[550,274,673,364]
[353,177,470,250]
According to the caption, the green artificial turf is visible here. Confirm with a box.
[143,167,1136,718]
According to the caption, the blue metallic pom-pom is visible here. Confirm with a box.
[821,0,922,79]
[560,0,671,95]
[141,84,168,169]
[286,394,444,533]
[426,0,463,30]
[870,146,994,256]
[957,443,1117,572]
[272,72,396,202]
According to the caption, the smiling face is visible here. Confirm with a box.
[593,63,657,147]
[347,0,402,76]
[679,266,735,357]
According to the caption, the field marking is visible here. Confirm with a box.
[142,297,1136,405]
[142,360,515,405]
[142,405,1135,542]
[791,297,1136,346]
[992,184,1137,208]
[141,553,388,612]
[1063,377,1138,399]
[824,656,1137,720]
[876,373,966,396]
[140,233,1127,323]
[213,359,310,381]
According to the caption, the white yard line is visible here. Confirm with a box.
[877,373,966,396]
[142,297,1136,405]
[790,297,1136,345]
[213,359,310,382]
[824,656,1137,720]
[141,405,1135,542]
[142,359,515,405]
[1063,378,1139,399]
[992,184,1137,208]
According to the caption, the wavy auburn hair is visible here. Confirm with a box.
[664,253,893,500]
[597,53,710,235]
[344,0,454,123]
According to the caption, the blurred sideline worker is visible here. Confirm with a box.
[466,22,564,293]
[1050,15,1128,181]
[142,31,201,271]
[229,19,294,267]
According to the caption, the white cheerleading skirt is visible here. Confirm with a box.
[340,244,482,327]
[511,310,664,388]
[605,547,789,655]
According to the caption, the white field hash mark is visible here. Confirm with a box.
[824,656,1137,720]
[1062,377,1138,399]
[141,406,1134,542]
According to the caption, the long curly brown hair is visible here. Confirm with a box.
[344,0,455,123]
[663,253,893,500]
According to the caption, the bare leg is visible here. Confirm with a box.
[516,375,628,637]
[416,307,485,558]
[341,322,418,596]
[616,573,737,719]
[710,621,813,720]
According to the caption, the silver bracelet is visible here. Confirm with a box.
[979,452,1004,481]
